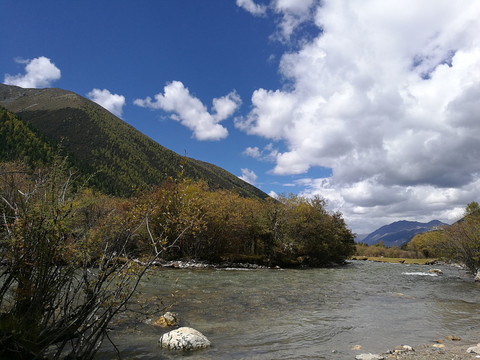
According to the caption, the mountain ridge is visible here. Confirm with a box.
[0,83,267,199]
[362,219,448,247]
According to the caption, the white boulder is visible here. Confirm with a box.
[393,344,414,353]
[159,327,211,351]
[355,354,384,360]
[467,344,480,354]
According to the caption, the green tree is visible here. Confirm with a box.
[0,107,55,167]
[442,203,480,274]
[465,201,480,217]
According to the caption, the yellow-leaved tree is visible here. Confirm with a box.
[0,158,188,359]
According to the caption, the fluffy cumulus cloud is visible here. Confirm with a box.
[243,146,262,158]
[134,81,241,141]
[236,0,267,17]
[242,143,280,162]
[238,0,480,233]
[236,0,317,39]
[87,88,126,118]
[239,168,258,185]
[4,56,61,88]
[272,0,317,40]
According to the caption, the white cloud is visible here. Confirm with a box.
[4,56,61,88]
[272,0,317,40]
[242,143,280,162]
[239,168,258,185]
[236,0,267,17]
[134,81,241,141]
[87,88,126,118]
[212,91,242,120]
[298,177,478,235]
[239,0,480,233]
[243,146,261,158]
[268,190,279,198]
[238,0,318,40]
[235,89,296,140]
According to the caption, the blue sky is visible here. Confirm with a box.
[2,0,480,234]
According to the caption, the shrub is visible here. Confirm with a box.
[0,159,179,359]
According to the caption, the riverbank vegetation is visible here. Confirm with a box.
[407,202,480,275]
[352,242,436,264]
[0,158,176,358]
[354,241,421,259]
[355,202,480,274]
[351,256,435,265]
[0,158,355,358]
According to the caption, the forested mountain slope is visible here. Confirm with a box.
[0,106,56,166]
[0,84,267,199]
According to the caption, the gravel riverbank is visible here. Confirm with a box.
[390,342,480,359]
[355,339,480,360]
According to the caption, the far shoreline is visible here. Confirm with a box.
[350,256,438,265]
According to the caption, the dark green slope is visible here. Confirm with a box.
[0,83,267,199]
[0,106,56,166]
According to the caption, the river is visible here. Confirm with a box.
[96,260,480,359]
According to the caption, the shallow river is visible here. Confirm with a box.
[96,260,480,359]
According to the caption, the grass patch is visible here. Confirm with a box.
[351,256,436,265]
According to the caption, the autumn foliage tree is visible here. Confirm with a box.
[146,178,207,259]
[272,195,355,266]
[138,180,355,267]
[0,156,356,358]
[0,159,186,359]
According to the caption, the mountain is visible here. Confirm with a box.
[0,106,57,166]
[362,220,448,247]
[0,83,267,199]
[354,233,368,242]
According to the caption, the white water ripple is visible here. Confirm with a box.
[402,271,438,277]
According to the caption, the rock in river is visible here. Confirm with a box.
[159,327,211,351]
[467,344,480,354]
[152,312,178,327]
[355,354,384,360]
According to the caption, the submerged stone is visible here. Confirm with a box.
[445,335,461,341]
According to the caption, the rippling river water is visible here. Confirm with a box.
[96,260,480,359]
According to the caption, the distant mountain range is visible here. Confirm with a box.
[361,220,448,247]
[0,83,267,199]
